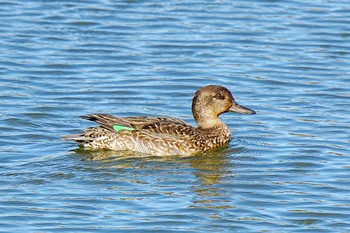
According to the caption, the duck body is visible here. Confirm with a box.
[65,85,255,156]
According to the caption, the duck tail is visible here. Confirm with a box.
[63,133,91,143]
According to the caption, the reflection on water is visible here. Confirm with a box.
[74,147,266,215]
[73,146,246,211]
[75,147,233,181]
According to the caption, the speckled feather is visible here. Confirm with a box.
[65,85,255,156]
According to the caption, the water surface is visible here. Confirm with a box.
[1,0,349,232]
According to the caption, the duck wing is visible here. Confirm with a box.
[122,116,191,127]
[67,114,200,155]
[81,114,133,132]
[81,114,195,135]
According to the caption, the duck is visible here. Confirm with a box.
[64,85,255,156]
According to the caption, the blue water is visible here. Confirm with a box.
[1,0,350,232]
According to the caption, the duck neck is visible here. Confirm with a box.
[197,116,232,145]
[193,109,222,129]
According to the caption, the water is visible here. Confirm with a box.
[1,0,349,232]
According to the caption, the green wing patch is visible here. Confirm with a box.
[113,125,135,132]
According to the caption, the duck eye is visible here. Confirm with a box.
[215,94,225,100]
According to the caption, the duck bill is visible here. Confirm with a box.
[229,103,256,114]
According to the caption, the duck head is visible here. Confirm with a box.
[192,85,255,129]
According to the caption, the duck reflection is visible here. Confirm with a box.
[71,145,245,210]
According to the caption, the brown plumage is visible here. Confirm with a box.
[64,85,255,156]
